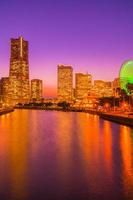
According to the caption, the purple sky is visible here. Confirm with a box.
[0,0,133,96]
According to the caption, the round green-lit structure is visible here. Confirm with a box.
[119,60,133,94]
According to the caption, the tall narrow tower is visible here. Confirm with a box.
[57,65,73,101]
[31,79,43,101]
[8,36,30,104]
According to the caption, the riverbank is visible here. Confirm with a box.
[15,106,101,114]
[0,108,14,116]
[99,112,133,127]
[15,106,133,127]
[72,110,133,128]
[15,106,63,111]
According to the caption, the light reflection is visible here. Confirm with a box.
[78,114,104,192]
[55,112,73,184]
[103,121,113,176]
[0,110,29,200]
[80,114,100,164]
[0,110,133,200]
[28,110,40,159]
[120,126,133,199]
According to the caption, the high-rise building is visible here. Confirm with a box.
[75,73,92,99]
[31,79,43,101]
[57,65,73,101]
[0,77,9,102]
[8,36,30,104]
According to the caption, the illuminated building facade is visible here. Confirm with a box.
[8,36,30,104]
[0,77,9,103]
[31,79,43,101]
[91,80,113,97]
[75,73,92,99]
[57,65,73,101]
[105,81,112,87]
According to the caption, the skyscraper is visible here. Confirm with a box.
[75,73,92,99]
[57,65,73,101]
[31,79,43,101]
[8,36,30,104]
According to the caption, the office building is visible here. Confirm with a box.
[0,77,9,102]
[57,65,73,101]
[8,36,30,104]
[31,79,43,101]
[75,73,92,99]
[91,80,113,97]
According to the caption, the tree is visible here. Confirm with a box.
[57,101,70,110]
[99,97,119,107]
[45,102,53,107]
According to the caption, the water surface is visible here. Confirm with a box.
[0,110,133,200]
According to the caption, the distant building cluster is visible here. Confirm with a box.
[57,65,120,102]
[0,36,122,106]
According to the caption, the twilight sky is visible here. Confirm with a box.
[0,0,133,97]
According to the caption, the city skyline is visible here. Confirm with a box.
[0,35,132,98]
[1,0,133,97]
[0,1,133,200]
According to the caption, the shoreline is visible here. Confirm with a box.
[99,113,133,127]
[0,108,14,116]
[15,106,101,114]
[4,106,133,127]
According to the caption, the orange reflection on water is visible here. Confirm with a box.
[103,121,113,176]
[80,114,100,164]
[0,110,29,200]
[120,126,133,199]
[79,114,103,191]
[55,112,73,183]
[28,110,41,159]
[0,114,11,190]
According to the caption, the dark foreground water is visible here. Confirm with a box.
[0,110,133,200]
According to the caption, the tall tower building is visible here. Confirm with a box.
[75,73,92,99]
[31,79,43,101]
[8,36,30,104]
[57,65,73,101]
